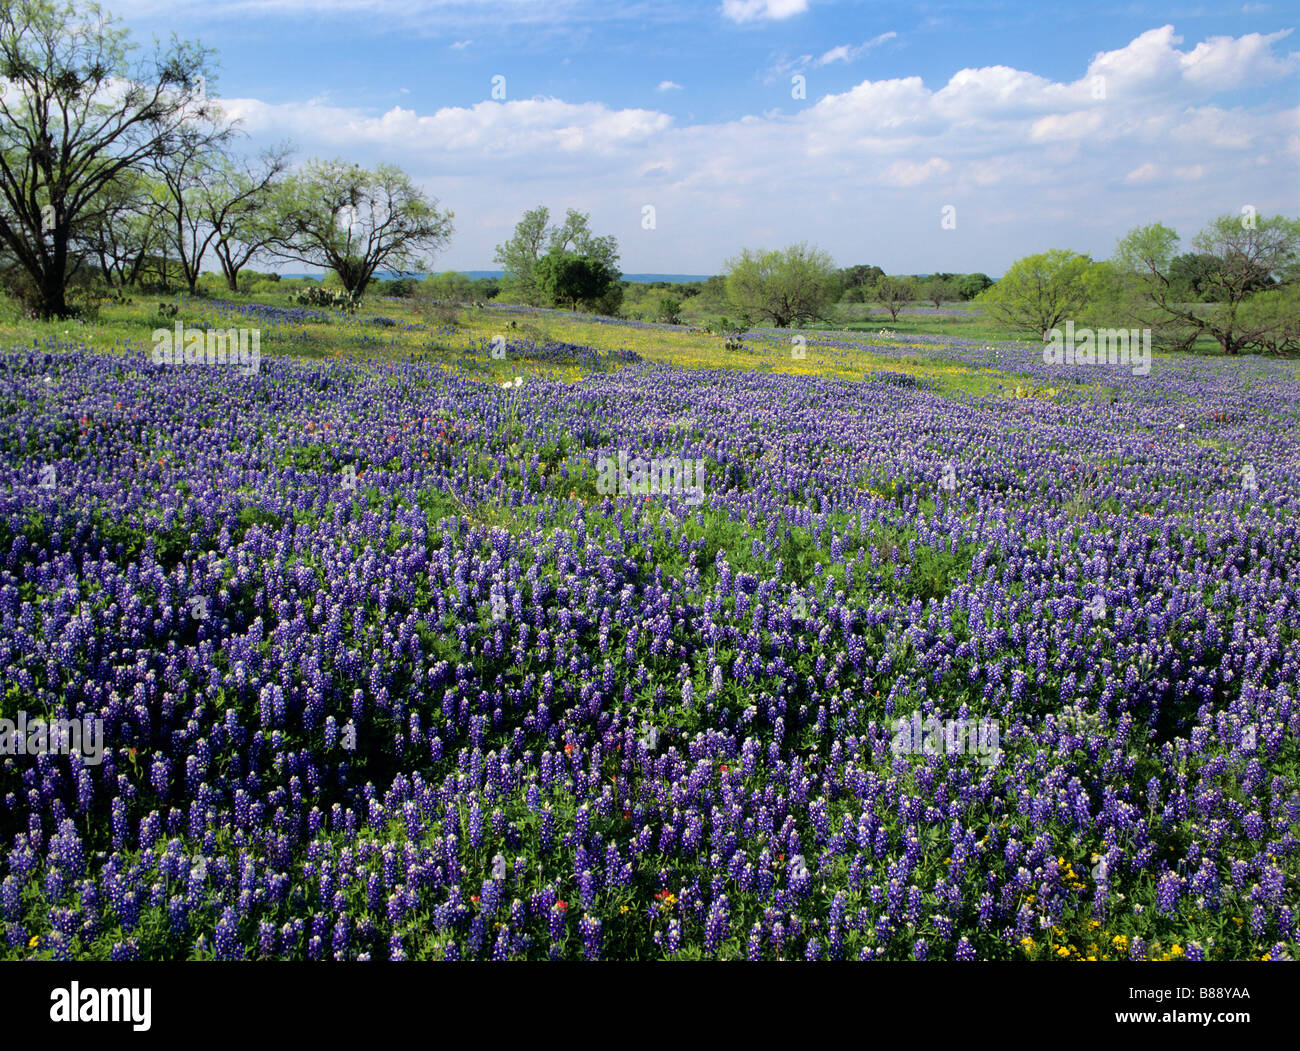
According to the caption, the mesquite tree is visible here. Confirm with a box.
[272,159,453,295]
[0,0,214,316]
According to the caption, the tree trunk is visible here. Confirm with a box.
[38,236,71,318]
[39,270,68,319]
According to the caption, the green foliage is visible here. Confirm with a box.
[957,273,993,299]
[495,206,620,307]
[533,251,619,311]
[0,0,216,317]
[976,249,1098,338]
[839,264,884,291]
[274,159,454,294]
[1238,282,1300,354]
[724,243,840,327]
[1113,214,1300,354]
[921,276,959,307]
[294,285,361,313]
[236,270,281,294]
[422,270,474,302]
[872,275,918,321]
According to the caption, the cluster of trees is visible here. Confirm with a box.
[838,268,992,307]
[980,214,1300,354]
[714,249,993,328]
[492,205,622,314]
[3,3,1293,358]
[708,220,1297,352]
[0,1,454,317]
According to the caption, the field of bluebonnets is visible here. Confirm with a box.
[2,296,1298,961]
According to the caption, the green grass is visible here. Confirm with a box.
[4,285,1251,406]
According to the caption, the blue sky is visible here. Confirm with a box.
[111,0,1299,276]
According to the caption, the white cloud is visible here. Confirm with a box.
[1124,163,1160,184]
[214,26,1298,274]
[1085,25,1297,97]
[450,39,472,49]
[721,0,808,24]
[765,53,815,83]
[815,31,897,66]
[657,80,683,92]
[881,156,951,186]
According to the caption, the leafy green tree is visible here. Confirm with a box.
[839,263,884,290]
[657,296,682,324]
[494,205,620,305]
[272,160,453,294]
[922,276,958,307]
[700,274,729,303]
[493,205,551,304]
[533,250,617,311]
[1239,283,1300,354]
[1168,253,1222,302]
[423,270,474,302]
[0,0,215,315]
[872,275,917,321]
[549,207,619,270]
[976,250,1096,338]
[81,169,167,288]
[592,278,624,317]
[1113,215,1300,355]
[724,243,840,327]
[957,273,992,300]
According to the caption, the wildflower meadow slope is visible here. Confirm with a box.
[1,325,1298,961]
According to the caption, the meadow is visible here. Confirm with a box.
[1,292,1297,961]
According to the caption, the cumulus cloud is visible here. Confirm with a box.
[657,80,683,91]
[215,26,1298,274]
[1085,25,1297,97]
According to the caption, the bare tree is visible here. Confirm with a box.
[0,0,215,315]
[149,108,238,293]
[271,159,454,295]
[203,144,293,291]
[78,169,166,287]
